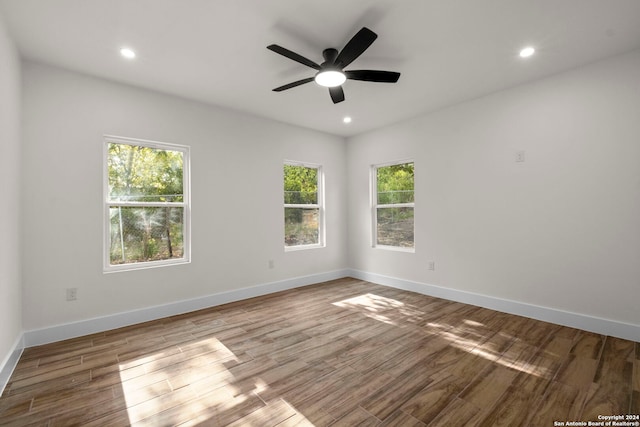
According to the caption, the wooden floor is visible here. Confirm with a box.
[1,278,638,426]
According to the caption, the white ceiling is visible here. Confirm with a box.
[1,0,640,137]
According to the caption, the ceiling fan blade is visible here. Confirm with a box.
[345,70,400,83]
[329,86,345,104]
[267,44,321,70]
[273,77,314,92]
[335,27,377,68]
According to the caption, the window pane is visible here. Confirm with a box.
[284,165,318,204]
[377,207,414,247]
[285,208,319,246]
[109,206,184,264]
[108,143,184,202]
[377,163,414,204]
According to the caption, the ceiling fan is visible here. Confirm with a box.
[267,27,400,104]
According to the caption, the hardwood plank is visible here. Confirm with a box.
[424,345,491,382]
[379,409,426,427]
[323,336,389,370]
[30,383,115,417]
[283,399,336,426]
[425,397,481,427]
[533,381,588,424]
[400,372,466,423]
[281,365,357,407]
[458,363,517,410]
[524,350,563,381]
[275,411,317,427]
[633,352,640,391]
[9,356,82,383]
[633,352,640,413]
[630,390,640,414]
[374,336,450,378]
[331,406,380,427]
[138,385,266,427]
[555,355,599,389]
[225,398,296,427]
[581,336,634,420]
[477,367,552,427]
[472,330,515,361]
[497,337,538,371]
[537,333,574,360]
[303,367,395,420]
[570,331,606,359]
[7,368,92,398]
[256,361,337,403]
[360,364,435,420]
[0,396,32,419]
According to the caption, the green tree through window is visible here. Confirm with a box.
[105,137,190,270]
[284,163,323,248]
[374,162,414,248]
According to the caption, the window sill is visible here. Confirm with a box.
[104,258,191,273]
[373,245,415,253]
[284,244,325,252]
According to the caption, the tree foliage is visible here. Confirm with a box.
[376,163,414,247]
[108,143,185,264]
[284,164,318,204]
[377,162,414,204]
[108,144,183,202]
[284,165,319,246]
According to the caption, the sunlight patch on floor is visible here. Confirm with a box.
[334,294,552,379]
[117,336,245,424]
[332,293,426,325]
[116,335,314,425]
[426,322,552,378]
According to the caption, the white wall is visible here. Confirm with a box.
[0,15,22,378]
[348,50,640,329]
[21,61,347,332]
[15,48,640,343]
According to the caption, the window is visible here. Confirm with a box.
[373,161,414,250]
[284,162,324,250]
[104,136,190,272]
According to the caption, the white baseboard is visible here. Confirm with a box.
[0,333,24,396]
[20,268,640,349]
[23,269,350,347]
[348,269,640,342]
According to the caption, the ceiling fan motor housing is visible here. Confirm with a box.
[322,48,340,68]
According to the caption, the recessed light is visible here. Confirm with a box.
[519,46,535,58]
[343,116,352,124]
[120,47,136,59]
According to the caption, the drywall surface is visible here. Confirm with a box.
[21,61,347,330]
[347,49,640,327]
[0,14,22,373]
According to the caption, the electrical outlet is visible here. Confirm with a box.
[66,288,77,301]
[515,150,526,162]
[268,260,275,269]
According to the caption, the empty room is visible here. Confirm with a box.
[1,0,639,425]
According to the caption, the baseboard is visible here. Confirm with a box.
[0,333,24,396]
[348,269,640,342]
[23,269,350,347]
[20,267,640,348]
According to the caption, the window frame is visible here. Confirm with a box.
[283,160,325,251]
[371,160,415,252]
[103,135,191,273]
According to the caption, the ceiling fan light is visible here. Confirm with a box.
[120,47,136,59]
[315,70,346,87]
[519,46,535,58]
